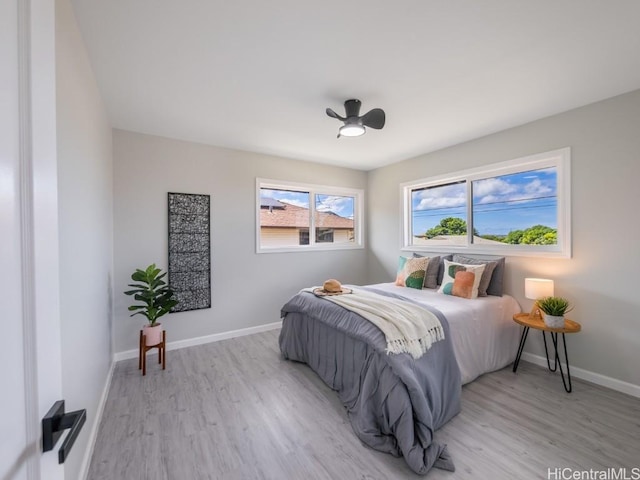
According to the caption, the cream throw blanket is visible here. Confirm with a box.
[305,287,445,359]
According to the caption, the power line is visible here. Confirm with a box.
[471,194,556,207]
[474,202,556,215]
[412,202,556,217]
[412,194,556,214]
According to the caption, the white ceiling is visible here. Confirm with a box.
[70,0,640,170]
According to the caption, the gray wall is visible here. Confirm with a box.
[113,130,368,353]
[56,0,114,478]
[368,89,640,387]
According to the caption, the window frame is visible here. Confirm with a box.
[256,178,364,253]
[401,148,571,258]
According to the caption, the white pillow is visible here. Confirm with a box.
[437,259,486,299]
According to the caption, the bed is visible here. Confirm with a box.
[279,282,521,475]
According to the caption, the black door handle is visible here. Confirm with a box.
[42,400,86,464]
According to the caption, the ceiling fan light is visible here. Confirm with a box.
[339,124,366,137]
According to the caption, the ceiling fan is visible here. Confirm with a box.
[326,99,386,138]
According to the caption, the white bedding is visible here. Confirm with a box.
[367,283,522,385]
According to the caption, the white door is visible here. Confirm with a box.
[1,1,64,479]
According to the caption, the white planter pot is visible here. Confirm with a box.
[143,323,163,346]
[543,314,565,328]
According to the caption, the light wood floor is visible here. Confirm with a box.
[87,330,640,479]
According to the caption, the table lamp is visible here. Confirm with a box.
[525,278,554,319]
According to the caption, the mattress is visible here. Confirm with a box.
[367,283,522,384]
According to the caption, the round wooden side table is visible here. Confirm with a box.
[512,313,581,392]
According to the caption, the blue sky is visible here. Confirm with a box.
[261,189,354,219]
[412,168,557,236]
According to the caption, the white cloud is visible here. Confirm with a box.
[417,195,465,209]
[476,194,500,205]
[475,176,554,205]
[316,196,351,213]
[317,195,350,215]
[523,178,552,195]
[414,183,466,210]
[473,177,516,197]
[262,189,310,208]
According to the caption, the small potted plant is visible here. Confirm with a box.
[536,296,573,328]
[124,264,178,346]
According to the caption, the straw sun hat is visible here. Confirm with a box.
[313,279,352,296]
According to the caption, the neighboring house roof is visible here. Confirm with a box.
[260,200,354,229]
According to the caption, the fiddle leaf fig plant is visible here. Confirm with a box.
[124,264,178,326]
[537,296,573,317]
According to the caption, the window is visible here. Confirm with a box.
[402,148,571,257]
[257,179,363,253]
[316,228,334,243]
[299,229,310,245]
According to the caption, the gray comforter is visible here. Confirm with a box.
[279,287,462,475]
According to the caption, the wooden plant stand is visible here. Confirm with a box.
[139,329,166,376]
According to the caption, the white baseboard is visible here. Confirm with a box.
[521,352,640,398]
[80,359,115,480]
[113,321,283,362]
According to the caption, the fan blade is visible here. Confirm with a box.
[326,108,345,121]
[361,108,385,129]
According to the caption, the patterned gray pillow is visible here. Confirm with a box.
[413,254,441,289]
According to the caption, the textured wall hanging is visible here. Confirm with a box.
[168,192,211,312]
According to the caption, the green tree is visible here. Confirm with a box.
[424,217,477,238]
[505,229,524,244]
[520,225,557,245]
[479,234,505,242]
[504,225,557,245]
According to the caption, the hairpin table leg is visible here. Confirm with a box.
[512,326,530,373]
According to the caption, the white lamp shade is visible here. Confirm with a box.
[525,278,554,299]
